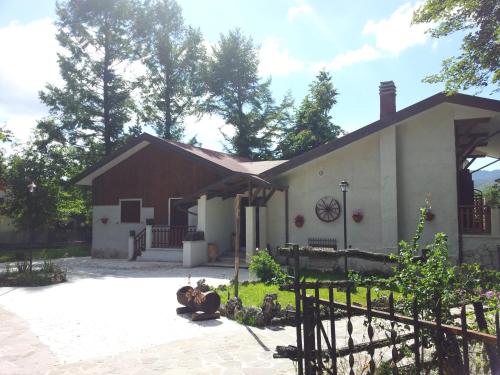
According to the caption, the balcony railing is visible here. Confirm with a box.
[459,205,491,235]
[151,225,196,248]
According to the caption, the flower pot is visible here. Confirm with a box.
[101,218,108,224]
[294,214,305,228]
[425,210,435,221]
[352,213,363,223]
[207,243,219,262]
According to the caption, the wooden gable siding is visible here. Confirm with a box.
[92,144,227,224]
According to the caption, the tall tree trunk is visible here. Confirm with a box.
[164,68,172,139]
[103,18,111,155]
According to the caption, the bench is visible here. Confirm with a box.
[308,237,337,250]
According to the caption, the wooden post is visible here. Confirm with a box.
[285,189,289,243]
[234,194,241,298]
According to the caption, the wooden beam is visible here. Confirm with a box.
[263,188,276,204]
[248,178,253,205]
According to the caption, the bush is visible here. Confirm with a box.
[249,249,286,283]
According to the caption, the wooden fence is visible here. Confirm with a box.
[275,245,500,375]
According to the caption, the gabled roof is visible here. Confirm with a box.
[262,92,500,178]
[73,133,287,185]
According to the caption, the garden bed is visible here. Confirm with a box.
[0,261,67,287]
[0,244,90,263]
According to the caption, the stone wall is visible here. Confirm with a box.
[462,235,500,270]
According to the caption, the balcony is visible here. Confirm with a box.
[459,205,492,235]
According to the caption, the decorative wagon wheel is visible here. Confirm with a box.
[315,196,341,222]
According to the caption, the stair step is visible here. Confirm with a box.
[138,248,182,262]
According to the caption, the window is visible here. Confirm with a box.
[120,200,141,223]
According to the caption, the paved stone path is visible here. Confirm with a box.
[0,258,400,374]
[0,258,296,374]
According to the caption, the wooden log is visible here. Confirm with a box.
[176,286,221,314]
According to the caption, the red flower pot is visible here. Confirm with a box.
[352,213,363,223]
[101,218,109,224]
[425,210,435,221]
[294,214,305,228]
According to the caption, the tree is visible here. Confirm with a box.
[413,0,500,93]
[206,29,292,160]
[483,183,500,207]
[40,0,135,156]
[278,71,342,159]
[2,124,90,238]
[134,0,207,140]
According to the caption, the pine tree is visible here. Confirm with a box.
[278,71,342,159]
[134,0,207,140]
[40,0,134,156]
[206,29,292,160]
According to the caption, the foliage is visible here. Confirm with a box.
[0,244,90,263]
[278,71,343,158]
[1,128,90,236]
[134,0,208,140]
[40,0,135,155]
[483,183,500,207]
[0,259,67,287]
[249,249,287,283]
[413,0,500,93]
[205,29,293,160]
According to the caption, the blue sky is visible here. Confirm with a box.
[0,0,498,169]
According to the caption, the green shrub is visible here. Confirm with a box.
[249,249,286,283]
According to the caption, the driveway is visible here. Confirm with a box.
[0,258,296,374]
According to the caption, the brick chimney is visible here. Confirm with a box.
[379,81,396,119]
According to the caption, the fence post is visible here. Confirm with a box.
[292,244,304,375]
[303,295,315,375]
[128,230,135,260]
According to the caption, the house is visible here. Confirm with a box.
[76,82,500,269]
[73,135,285,259]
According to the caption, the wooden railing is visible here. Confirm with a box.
[134,227,146,258]
[151,225,196,248]
[459,205,491,235]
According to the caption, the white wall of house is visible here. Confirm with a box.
[198,196,235,255]
[265,103,500,266]
[92,205,154,258]
[268,133,384,253]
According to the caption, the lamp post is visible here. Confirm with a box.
[339,180,349,279]
[27,181,36,272]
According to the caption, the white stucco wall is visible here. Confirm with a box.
[267,103,499,266]
[203,196,235,255]
[92,205,154,258]
[268,134,383,252]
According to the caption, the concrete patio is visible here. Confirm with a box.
[0,258,296,374]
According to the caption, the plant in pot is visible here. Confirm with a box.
[424,193,434,221]
[100,217,108,224]
[352,208,363,223]
[294,214,305,228]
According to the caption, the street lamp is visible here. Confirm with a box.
[339,180,349,279]
[27,181,36,271]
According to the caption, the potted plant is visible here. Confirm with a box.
[100,217,109,224]
[424,208,435,221]
[294,214,305,228]
[352,209,363,223]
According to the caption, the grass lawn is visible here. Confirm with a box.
[0,244,90,263]
[216,269,397,308]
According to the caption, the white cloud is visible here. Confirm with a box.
[259,37,305,77]
[287,4,314,21]
[0,18,60,143]
[313,44,381,72]
[183,114,232,151]
[315,2,430,72]
[362,2,429,56]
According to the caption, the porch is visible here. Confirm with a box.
[456,116,500,268]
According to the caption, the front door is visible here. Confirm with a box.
[169,198,188,226]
